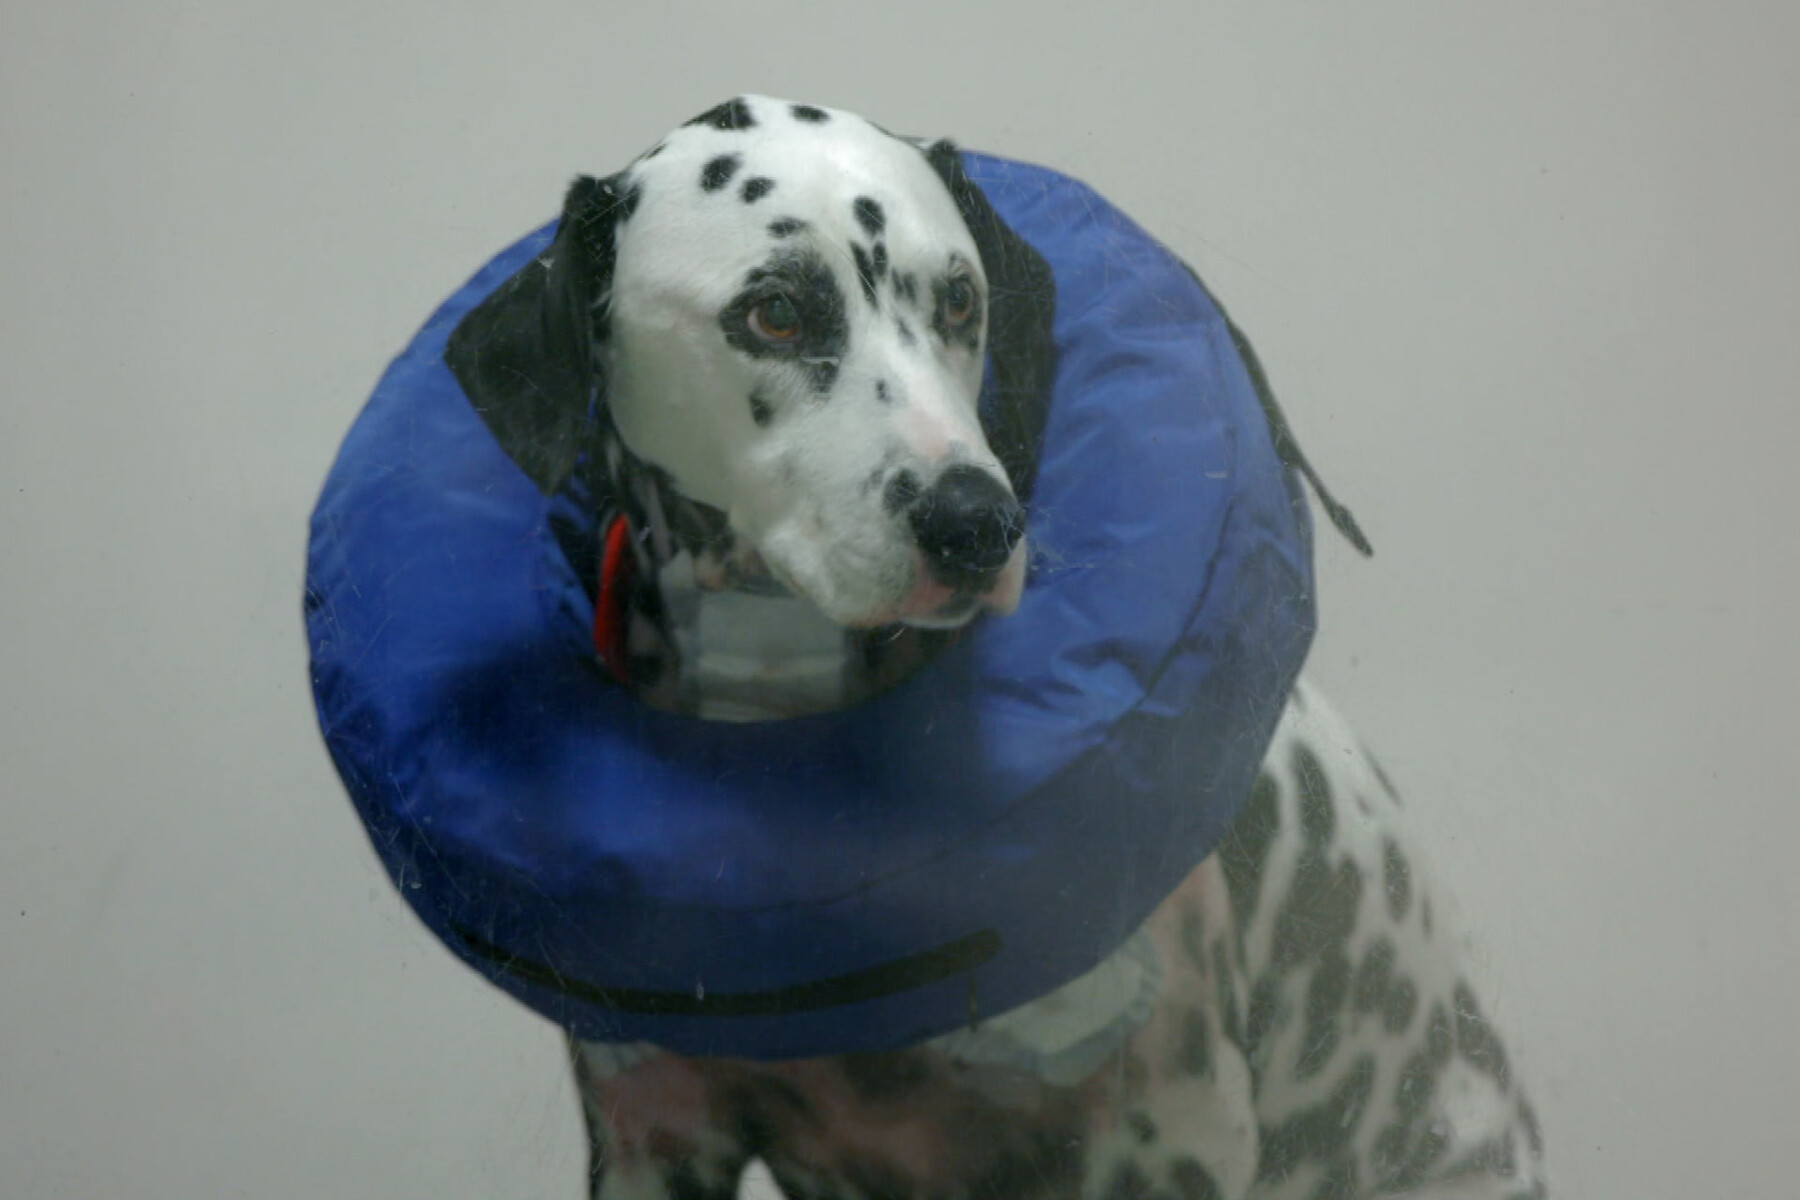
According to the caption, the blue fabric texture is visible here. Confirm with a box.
[306,152,1317,1059]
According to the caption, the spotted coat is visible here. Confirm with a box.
[572,682,1548,1200]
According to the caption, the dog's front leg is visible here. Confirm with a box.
[745,862,1259,1200]
[1069,859,1260,1200]
[568,863,1259,1200]
[570,1038,756,1200]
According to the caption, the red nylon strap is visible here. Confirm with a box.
[593,514,637,684]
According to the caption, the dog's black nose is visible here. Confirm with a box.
[903,465,1024,590]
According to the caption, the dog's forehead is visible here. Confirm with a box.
[614,96,976,287]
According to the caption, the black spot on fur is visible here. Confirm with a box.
[701,154,741,192]
[1268,853,1363,975]
[1296,948,1352,1080]
[874,379,891,404]
[1170,1157,1224,1200]
[790,103,829,123]
[840,1050,933,1102]
[883,470,922,516]
[1212,940,1245,1047]
[719,249,847,394]
[1382,975,1419,1034]
[1371,1120,1451,1194]
[740,176,774,203]
[1310,1156,1361,1200]
[893,271,918,303]
[854,196,886,236]
[851,244,881,306]
[724,1078,812,1156]
[1244,976,1281,1070]
[1257,1055,1378,1184]
[962,1125,1086,1200]
[748,390,773,427]
[1352,937,1396,1015]
[1292,742,1335,843]
[1175,1008,1213,1078]
[1219,772,1280,931]
[768,217,806,238]
[687,98,755,131]
[660,489,737,566]
[1125,1110,1158,1145]
[1394,1046,1441,1124]
[872,242,888,280]
[1426,1000,1454,1063]
[1382,1079,1425,1137]
[1104,1162,1154,1200]
[896,319,916,346]
[1383,838,1412,922]
[1454,981,1512,1088]
[1179,911,1208,971]
[665,1158,733,1200]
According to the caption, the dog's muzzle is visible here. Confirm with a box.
[895,464,1026,594]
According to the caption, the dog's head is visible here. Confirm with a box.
[449,95,1055,630]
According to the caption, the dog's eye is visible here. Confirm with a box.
[943,277,978,327]
[747,296,803,343]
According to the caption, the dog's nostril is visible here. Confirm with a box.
[883,469,923,516]
[907,465,1024,587]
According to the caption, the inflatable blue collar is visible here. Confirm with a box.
[307,147,1363,1059]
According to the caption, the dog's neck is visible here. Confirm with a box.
[596,424,946,721]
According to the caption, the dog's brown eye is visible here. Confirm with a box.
[748,296,802,342]
[944,277,978,327]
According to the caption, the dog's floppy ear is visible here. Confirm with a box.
[922,141,1057,504]
[446,174,634,494]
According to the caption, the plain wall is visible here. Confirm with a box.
[3,2,1795,1196]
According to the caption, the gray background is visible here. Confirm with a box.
[4,2,1795,1196]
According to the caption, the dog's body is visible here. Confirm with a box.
[571,685,1545,1200]
[445,96,1548,1199]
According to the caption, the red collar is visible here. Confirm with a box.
[592,513,638,684]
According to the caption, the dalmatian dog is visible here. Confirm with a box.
[445,96,1550,1199]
